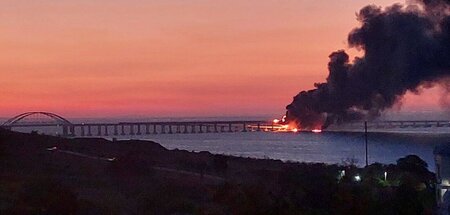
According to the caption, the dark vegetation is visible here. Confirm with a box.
[0,129,436,214]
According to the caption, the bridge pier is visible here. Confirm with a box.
[153,124,158,134]
[87,125,92,136]
[214,124,218,133]
[129,124,135,135]
[168,125,173,134]
[114,125,118,136]
[198,124,203,133]
[242,123,247,132]
[121,125,125,135]
[161,125,166,134]
[257,123,261,132]
[97,125,101,136]
[70,126,75,136]
[79,126,84,136]
[62,125,68,136]
[228,123,233,132]
[136,124,142,135]
[104,125,109,136]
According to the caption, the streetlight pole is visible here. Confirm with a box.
[365,121,368,167]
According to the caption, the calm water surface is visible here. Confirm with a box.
[136,131,448,170]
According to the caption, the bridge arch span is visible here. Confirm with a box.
[1,112,72,126]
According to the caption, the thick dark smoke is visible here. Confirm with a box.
[286,0,450,129]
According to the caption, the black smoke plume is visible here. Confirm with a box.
[286,0,450,129]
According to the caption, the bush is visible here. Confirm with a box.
[212,155,228,175]
[11,178,78,214]
[137,183,197,214]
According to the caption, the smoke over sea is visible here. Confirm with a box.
[286,0,450,129]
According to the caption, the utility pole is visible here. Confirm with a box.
[365,121,368,167]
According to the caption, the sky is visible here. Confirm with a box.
[0,0,444,118]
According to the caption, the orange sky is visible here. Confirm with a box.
[1,0,443,118]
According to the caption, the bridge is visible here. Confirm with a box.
[1,112,450,137]
[1,112,273,137]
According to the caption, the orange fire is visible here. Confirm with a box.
[281,115,287,123]
[272,115,301,132]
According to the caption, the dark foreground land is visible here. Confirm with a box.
[0,129,437,215]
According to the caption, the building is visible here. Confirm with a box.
[434,145,450,215]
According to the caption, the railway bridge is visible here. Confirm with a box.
[1,112,450,137]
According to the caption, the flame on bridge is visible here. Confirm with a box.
[270,115,322,133]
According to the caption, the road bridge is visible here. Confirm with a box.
[2,112,450,137]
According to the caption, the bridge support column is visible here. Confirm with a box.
[168,125,173,134]
[121,125,125,135]
[242,123,247,132]
[104,125,109,136]
[153,124,158,134]
[80,126,85,136]
[97,125,101,136]
[176,125,181,133]
[221,125,226,132]
[183,125,188,134]
[257,123,261,132]
[136,124,142,135]
[87,125,92,136]
[145,124,150,134]
[70,126,75,136]
[199,125,203,133]
[62,125,68,136]
[191,125,196,133]
[129,124,135,135]
[228,123,233,132]
[214,124,218,133]
[161,125,166,134]
[114,125,118,135]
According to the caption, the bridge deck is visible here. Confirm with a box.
[2,120,450,137]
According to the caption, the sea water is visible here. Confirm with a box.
[142,131,446,170]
